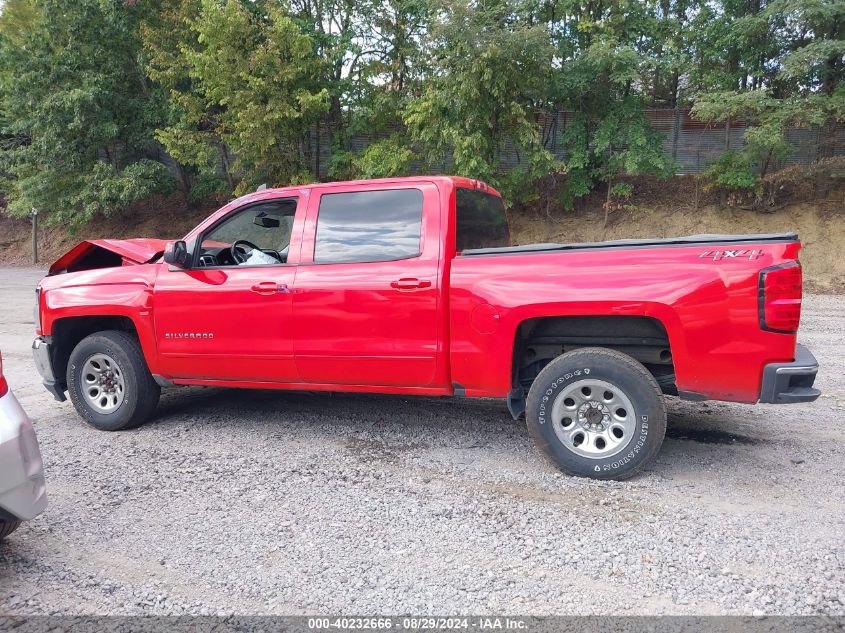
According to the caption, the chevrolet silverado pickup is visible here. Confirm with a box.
[32,176,820,479]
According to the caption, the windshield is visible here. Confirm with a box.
[455,188,511,252]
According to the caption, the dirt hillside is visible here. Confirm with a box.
[510,200,845,293]
[0,192,219,267]
[1,182,843,292]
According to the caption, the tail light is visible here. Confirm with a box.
[0,352,7,397]
[759,262,802,333]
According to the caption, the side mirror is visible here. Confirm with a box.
[163,240,190,269]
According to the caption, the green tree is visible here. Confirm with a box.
[325,0,432,180]
[151,0,328,195]
[0,0,38,47]
[771,0,845,161]
[3,0,843,224]
[405,0,559,202]
[549,2,676,208]
[692,0,845,201]
[0,0,174,224]
[140,0,209,197]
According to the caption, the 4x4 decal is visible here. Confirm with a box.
[699,249,764,261]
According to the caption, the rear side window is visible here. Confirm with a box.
[456,188,510,251]
[314,189,423,263]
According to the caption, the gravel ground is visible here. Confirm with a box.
[0,266,843,616]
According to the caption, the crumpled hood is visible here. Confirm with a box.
[48,238,169,275]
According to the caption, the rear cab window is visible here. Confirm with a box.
[314,189,424,263]
[455,188,511,252]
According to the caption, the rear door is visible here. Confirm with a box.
[292,183,441,387]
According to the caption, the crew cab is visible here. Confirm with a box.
[32,176,820,479]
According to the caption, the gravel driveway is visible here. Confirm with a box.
[0,267,843,616]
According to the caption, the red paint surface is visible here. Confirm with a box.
[37,176,802,404]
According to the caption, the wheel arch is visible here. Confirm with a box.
[49,315,148,389]
[507,314,677,419]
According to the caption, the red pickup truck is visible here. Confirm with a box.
[32,176,819,479]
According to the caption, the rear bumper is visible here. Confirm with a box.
[0,390,48,522]
[759,344,821,404]
[32,336,66,402]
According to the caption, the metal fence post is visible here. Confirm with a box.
[671,105,681,161]
[31,208,38,264]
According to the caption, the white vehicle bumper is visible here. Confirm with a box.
[0,390,47,521]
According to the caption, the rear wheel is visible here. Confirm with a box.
[67,330,160,431]
[525,347,666,480]
[0,520,21,540]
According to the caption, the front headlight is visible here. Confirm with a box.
[34,287,42,333]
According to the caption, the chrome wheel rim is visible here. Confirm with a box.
[81,353,125,414]
[551,378,636,459]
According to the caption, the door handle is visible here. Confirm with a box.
[390,278,431,290]
[251,282,290,295]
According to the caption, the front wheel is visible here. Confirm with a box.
[67,330,161,431]
[525,347,666,480]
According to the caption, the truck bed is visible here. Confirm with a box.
[460,233,799,256]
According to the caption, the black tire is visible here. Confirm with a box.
[67,330,160,431]
[0,520,21,540]
[526,347,666,480]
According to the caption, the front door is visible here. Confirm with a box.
[292,184,441,387]
[153,198,301,382]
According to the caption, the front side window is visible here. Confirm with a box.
[455,188,511,252]
[314,189,423,263]
[199,200,296,267]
